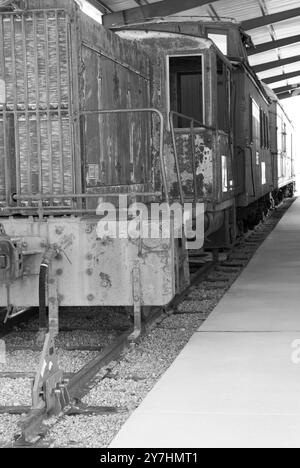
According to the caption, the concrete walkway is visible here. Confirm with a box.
[111,198,300,448]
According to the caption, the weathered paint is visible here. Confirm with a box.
[0,0,154,212]
[117,29,234,210]
[164,130,213,201]
[233,65,274,207]
[0,216,182,308]
[267,96,294,190]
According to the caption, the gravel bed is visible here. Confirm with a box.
[83,378,153,410]
[0,378,32,406]
[0,350,99,373]
[159,313,205,330]
[0,415,20,445]
[4,330,118,350]
[45,414,128,448]
[176,298,217,314]
[28,307,131,332]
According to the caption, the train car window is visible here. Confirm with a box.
[169,55,204,128]
[260,111,269,149]
[208,33,228,56]
[260,110,264,148]
[282,123,287,153]
[216,56,230,132]
[265,113,270,149]
[261,162,266,185]
[250,98,260,145]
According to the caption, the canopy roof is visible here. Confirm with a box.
[92,0,300,100]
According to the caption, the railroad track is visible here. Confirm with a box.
[0,198,295,448]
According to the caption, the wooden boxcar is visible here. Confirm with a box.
[0,0,190,336]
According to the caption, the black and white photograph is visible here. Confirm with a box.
[0,0,299,452]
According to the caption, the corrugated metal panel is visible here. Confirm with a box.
[273,18,300,39]
[265,0,300,14]
[0,9,74,205]
[270,76,300,89]
[102,0,160,12]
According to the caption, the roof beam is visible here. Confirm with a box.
[242,7,300,31]
[278,90,300,100]
[253,55,300,73]
[103,0,216,28]
[263,70,300,84]
[248,35,300,56]
[87,0,111,14]
[273,83,300,94]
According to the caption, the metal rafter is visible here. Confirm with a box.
[248,35,300,56]
[102,0,219,28]
[253,55,300,73]
[278,90,300,100]
[87,0,112,14]
[242,7,300,30]
[263,71,300,84]
[273,83,300,94]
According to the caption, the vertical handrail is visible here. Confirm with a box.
[190,120,198,203]
[170,111,210,204]
[169,113,185,205]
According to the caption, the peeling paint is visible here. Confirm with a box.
[99,272,112,289]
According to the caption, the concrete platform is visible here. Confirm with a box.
[111,198,300,448]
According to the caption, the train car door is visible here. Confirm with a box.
[250,98,261,197]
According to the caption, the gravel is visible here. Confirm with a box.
[45,414,128,448]
[5,330,118,350]
[0,378,32,406]
[0,415,20,445]
[0,350,99,373]
[159,313,205,330]
[83,378,152,410]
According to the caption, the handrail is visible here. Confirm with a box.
[4,108,169,216]
[169,111,215,132]
[169,110,213,205]
[80,108,169,205]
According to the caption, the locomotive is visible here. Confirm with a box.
[0,0,295,338]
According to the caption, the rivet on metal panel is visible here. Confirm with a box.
[86,253,93,261]
[56,269,63,276]
[55,228,63,235]
[86,269,93,276]
[87,294,94,302]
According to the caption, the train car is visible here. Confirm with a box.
[265,85,295,202]
[114,17,295,230]
[116,28,236,249]
[0,0,190,337]
[0,3,295,338]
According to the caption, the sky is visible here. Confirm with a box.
[281,96,300,190]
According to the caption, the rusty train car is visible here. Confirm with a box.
[114,17,295,229]
[0,1,295,337]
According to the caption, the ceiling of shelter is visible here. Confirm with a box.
[92,0,300,100]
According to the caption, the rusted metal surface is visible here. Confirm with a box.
[233,65,274,208]
[117,29,234,211]
[0,215,181,308]
[0,0,158,213]
[0,7,73,207]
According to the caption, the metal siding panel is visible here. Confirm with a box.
[0,9,74,207]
